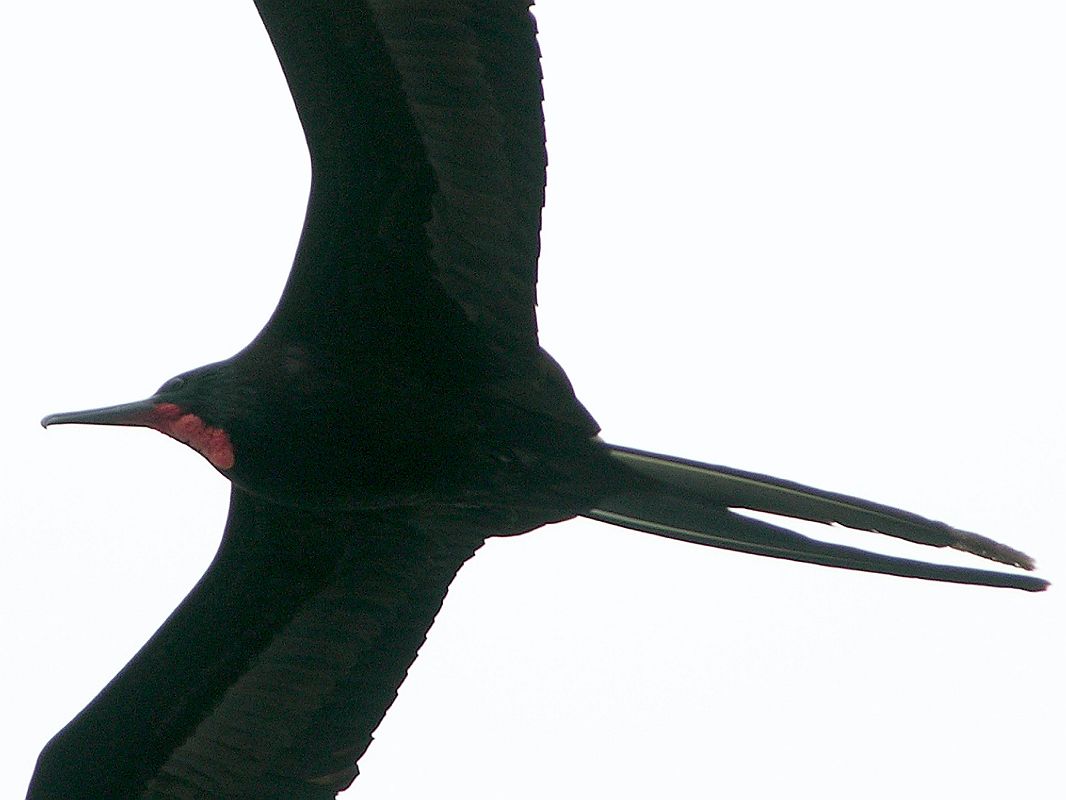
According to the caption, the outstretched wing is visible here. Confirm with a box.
[254,0,546,354]
[27,488,485,800]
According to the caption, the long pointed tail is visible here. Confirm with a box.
[587,445,1048,592]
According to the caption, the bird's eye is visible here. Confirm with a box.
[159,376,186,393]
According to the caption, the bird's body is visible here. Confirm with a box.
[26,2,1046,799]
[159,342,609,519]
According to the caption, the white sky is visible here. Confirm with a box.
[2,2,1064,798]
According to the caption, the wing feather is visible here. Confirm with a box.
[27,489,484,800]
[255,0,545,352]
[369,0,544,341]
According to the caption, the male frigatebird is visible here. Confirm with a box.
[27,2,1047,799]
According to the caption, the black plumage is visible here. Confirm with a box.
[27,3,1046,799]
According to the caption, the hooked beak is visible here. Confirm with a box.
[41,399,159,429]
[42,397,236,471]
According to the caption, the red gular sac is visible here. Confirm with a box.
[148,402,235,471]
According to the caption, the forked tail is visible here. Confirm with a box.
[586,445,1048,591]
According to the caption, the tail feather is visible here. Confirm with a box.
[587,444,1047,592]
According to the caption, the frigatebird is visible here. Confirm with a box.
[27,2,1047,799]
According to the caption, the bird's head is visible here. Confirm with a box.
[42,343,436,506]
[42,361,242,473]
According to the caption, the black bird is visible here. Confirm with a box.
[28,2,1047,799]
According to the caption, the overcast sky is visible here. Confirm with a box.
[3,2,1064,798]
